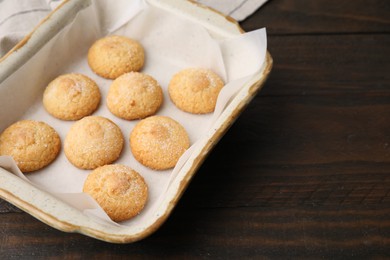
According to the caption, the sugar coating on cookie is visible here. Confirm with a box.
[43,73,101,120]
[64,116,124,169]
[88,35,145,79]
[0,120,61,173]
[107,72,163,120]
[130,116,190,170]
[168,68,225,114]
[83,164,148,222]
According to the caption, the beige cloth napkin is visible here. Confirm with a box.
[197,0,268,21]
[0,0,268,57]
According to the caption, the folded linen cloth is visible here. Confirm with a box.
[0,0,52,57]
[0,0,268,57]
[197,0,268,21]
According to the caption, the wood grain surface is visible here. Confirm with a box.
[1,0,389,258]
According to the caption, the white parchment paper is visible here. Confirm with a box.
[0,0,266,226]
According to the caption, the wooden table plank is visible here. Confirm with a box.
[1,206,389,258]
[242,0,390,34]
[231,96,390,164]
[263,35,390,96]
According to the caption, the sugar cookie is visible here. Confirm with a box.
[0,120,61,173]
[88,35,145,79]
[107,72,163,120]
[168,68,224,114]
[64,116,123,169]
[43,73,101,120]
[130,116,190,170]
[83,164,148,222]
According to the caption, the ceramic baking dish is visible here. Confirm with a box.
[0,0,272,243]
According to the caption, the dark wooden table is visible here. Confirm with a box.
[1,0,389,258]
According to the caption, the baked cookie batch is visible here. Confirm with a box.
[0,35,225,222]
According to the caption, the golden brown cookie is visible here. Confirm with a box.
[88,35,145,79]
[168,68,225,114]
[130,116,190,170]
[0,120,61,173]
[43,73,101,120]
[107,72,163,120]
[83,164,148,222]
[64,116,124,169]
